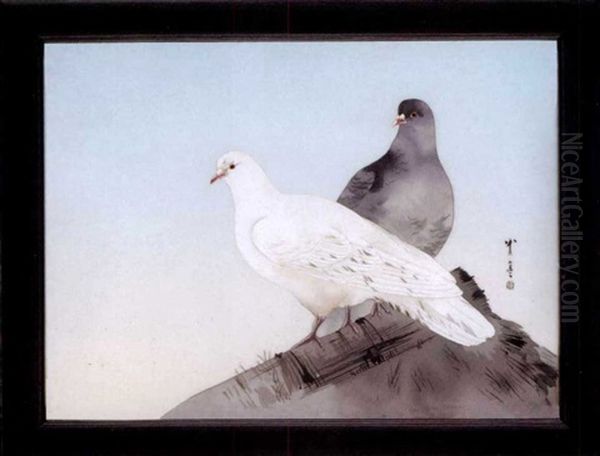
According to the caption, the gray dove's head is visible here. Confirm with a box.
[395,99,434,125]
[393,99,437,155]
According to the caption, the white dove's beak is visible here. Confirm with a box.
[393,113,407,126]
[210,170,227,184]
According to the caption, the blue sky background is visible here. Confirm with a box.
[45,41,558,419]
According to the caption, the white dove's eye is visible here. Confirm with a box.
[410,111,418,118]
[229,163,236,170]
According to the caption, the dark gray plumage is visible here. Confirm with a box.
[338,99,453,257]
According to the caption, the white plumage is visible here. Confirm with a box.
[211,151,494,346]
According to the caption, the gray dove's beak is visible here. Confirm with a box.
[210,171,226,184]
[393,113,407,126]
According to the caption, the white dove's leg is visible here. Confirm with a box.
[370,300,382,317]
[343,306,360,334]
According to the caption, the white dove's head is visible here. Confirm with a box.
[210,151,251,185]
[211,151,272,192]
[211,151,276,199]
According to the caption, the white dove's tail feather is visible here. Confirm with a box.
[381,294,495,346]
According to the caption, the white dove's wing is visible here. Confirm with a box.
[252,214,460,298]
[252,208,494,345]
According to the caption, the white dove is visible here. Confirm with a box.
[211,151,495,347]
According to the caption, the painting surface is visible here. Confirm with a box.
[45,41,558,419]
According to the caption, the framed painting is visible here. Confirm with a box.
[2,1,598,454]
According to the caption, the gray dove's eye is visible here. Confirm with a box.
[410,112,418,118]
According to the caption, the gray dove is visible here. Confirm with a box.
[338,99,453,257]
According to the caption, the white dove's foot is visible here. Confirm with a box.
[291,316,325,350]
[291,333,322,350]
[370,299,391,318]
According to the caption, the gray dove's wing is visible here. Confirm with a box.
[337,168,376,209]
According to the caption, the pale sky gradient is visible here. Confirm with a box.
[45,41,558,419]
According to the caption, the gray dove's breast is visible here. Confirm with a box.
[356,164,454,257]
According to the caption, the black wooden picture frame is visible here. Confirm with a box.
[1,1,598,454]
